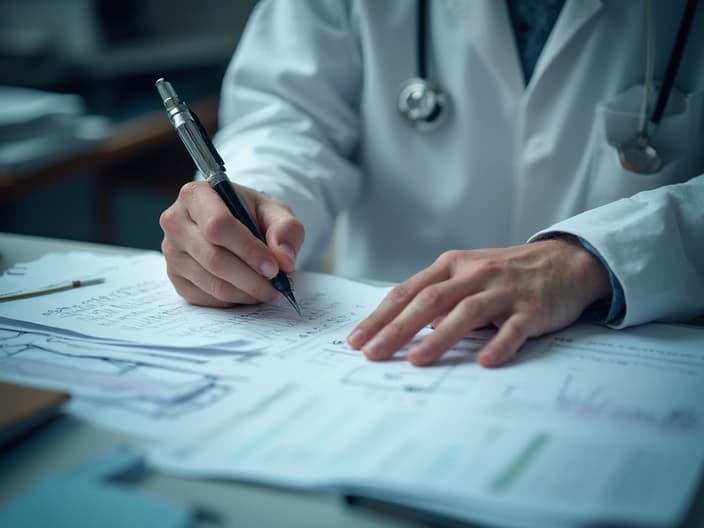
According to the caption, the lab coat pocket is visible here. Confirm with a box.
[586,84,704,209]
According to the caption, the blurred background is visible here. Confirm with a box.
[0,0,258,249]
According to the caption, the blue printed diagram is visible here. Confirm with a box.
[481,372,700,434]
[342,360,472,394]
[555,373,699,432]
[0,327,234,420]
[336,333,486,394]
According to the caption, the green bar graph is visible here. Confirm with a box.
[490,432,549,493]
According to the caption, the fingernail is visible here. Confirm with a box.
[363,335,386,359]
[479,347,499,366]
[407,341,432,363]
[279,243,296,262]
[347,327,365,348]
[259,259,277,278]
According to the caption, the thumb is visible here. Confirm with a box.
[256,195,305,273]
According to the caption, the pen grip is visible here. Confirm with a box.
[212,179,294,296]
[212,180,265,242]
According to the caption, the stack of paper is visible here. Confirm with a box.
[1,251,703,528]
[0,86,111,174]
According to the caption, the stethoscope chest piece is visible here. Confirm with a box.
[398,77,449,131]
[618,133,663,175]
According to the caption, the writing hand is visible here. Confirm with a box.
[347,237,611,367]
[160,181,304,307]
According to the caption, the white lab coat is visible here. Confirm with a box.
[214,0,704,328]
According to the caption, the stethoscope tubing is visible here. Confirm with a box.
[417,0,429,80]
[650,0,698,126]
[404,0,697,136]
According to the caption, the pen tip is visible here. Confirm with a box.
[284,292,303,318]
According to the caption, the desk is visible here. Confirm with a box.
[1,232,704,528]
[0,233,412,528]
[0,98,217,244]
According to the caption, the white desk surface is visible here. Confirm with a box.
[1,232,703,528]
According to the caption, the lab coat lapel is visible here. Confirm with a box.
[466,0,524,99]
[528,0,603,91]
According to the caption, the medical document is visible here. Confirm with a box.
[2,252,704,527]
[0,252,388,440]
[152,321,704,527]
[0,252,383,348]
[0,323,292,440]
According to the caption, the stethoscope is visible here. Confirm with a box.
[618,0,698,174]
[397,0,449,131]
[398,0,698,176]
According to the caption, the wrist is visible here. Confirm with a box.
[547,234,612,308]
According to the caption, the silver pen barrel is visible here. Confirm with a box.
[155,78,225,184]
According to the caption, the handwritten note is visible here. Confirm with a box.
[0,252,388,348]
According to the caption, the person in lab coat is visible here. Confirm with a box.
[159,0,704,368]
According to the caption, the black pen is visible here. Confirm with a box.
[155,78,302,316]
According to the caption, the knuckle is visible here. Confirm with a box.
[525,298,546,319]
[388,284,412,305]
[201,213,230,244]
[165,267,180,287]
[436,250,459,268]
[201,246,226,276]
[159,207,174,231]
[476,258,503,279]
[239,241,264,267]
[357,315,382,336]
[504,279,521,298]
[417,286,443,310]
[504,317,528,341]
[161,239,178,261]
[514,292,545,319]
[270,196,290,212]
[382,321,406,342]
[178,181,200,200]
[207,274,234,303]
[290,217,305,238]
[457,297,481,321]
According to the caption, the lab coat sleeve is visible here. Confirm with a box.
[213,0,363,269]
[530,174,704,328]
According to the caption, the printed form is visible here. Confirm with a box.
[0,252,385,348]
[2,252,704,527]
[152,321,704,528]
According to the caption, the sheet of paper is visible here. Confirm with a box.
[0,324,282,440]
[0,251,132,297]
[0,251,393,442]
[153,322,704,528]
[0,252,388,348]
[4,251,704,527]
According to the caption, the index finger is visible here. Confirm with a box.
[179,182,280,280]
[347,264,450,349]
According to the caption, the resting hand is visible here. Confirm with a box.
[347,237,611,367]
[159,181,304,307]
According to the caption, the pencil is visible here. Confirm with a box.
[0,278,105,302]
